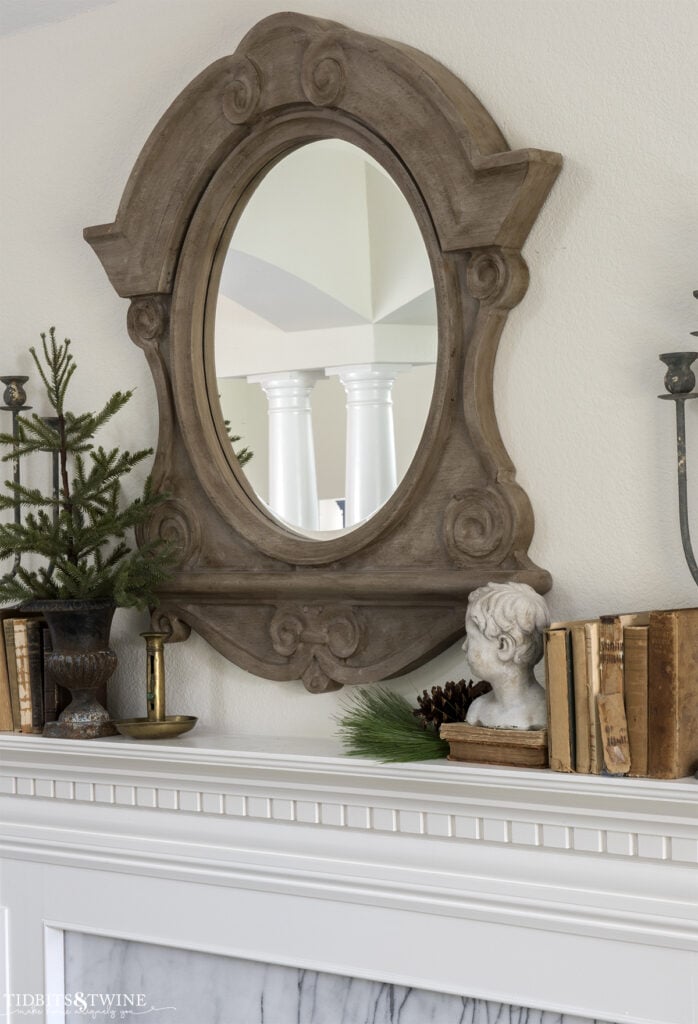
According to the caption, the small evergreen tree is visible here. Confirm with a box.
[0,329,175,609]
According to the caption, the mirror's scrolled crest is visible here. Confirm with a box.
[84,12,561,693]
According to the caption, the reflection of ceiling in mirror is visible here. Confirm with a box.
[220,250,366,331]
[216,140,437,380]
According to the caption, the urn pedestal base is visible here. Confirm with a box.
[42,649,118,740]
[44,719,117,739]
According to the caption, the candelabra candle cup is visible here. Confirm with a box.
[0,375,30,411]
[659,352,698,395]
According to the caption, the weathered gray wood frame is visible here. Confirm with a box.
[84,12,561,693]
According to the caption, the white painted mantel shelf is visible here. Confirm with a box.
[0,731,696,1024]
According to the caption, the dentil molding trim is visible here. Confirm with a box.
[1,733,696,867]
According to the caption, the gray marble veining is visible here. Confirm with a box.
[64,932,604,1024]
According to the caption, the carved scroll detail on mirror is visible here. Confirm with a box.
[85,12,561,689]
[466,250,529,310]
[301,34,347,107]
[147,499,202,570]
[126,295,170,346]
[221,58,263,125]
[270,606,361,693]
[444,488,514,566]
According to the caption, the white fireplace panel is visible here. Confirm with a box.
[63,932,599,1024]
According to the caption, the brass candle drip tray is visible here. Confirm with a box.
[114,714,197,740]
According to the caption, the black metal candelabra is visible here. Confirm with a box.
[0,375,31,578]
[0,378,60,580]
[659,291,698,586]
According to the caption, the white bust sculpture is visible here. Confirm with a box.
[463,582,550,730]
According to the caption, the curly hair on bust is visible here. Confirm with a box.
[466,582,550,667]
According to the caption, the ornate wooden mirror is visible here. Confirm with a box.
[85,12,561,693]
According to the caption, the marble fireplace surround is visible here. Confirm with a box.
[0,732,696,1023]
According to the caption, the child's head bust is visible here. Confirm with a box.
[463,582,551,729]
[465,581,550,672]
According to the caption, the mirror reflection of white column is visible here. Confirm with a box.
[248,370,321,530]
[327,363,407,527]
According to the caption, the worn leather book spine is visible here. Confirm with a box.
[599,616,626,695]
[624,624,649,778]
[545,628,575,772]
[648,608,698,779]
[583,621,604,774]
[12,619,34,733]
[24,619,44,734]
[0,614,14,732]
[3,619,22,732]
[571,623,591,773]
[598,616,631,774]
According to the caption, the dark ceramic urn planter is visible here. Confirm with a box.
[26,599,118,739]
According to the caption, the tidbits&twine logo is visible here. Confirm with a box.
[2,992,176,1018]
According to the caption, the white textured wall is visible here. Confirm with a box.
[1,0,696,737]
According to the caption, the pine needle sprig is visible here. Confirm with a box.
[31,328,76,415]
[0,413,63,458]
[336,686,449,763]
[0,483,56,510]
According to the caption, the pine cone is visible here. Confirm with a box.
[413,679,491,729]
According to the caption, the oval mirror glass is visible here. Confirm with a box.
[214,139,437,537]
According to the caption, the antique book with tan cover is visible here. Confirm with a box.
[647,608,698,779]
[624,624,649,778]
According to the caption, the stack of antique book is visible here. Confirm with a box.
[0,608,68,734]
[544,608,698,780]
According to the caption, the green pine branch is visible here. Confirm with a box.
[30,328,76,416]
[0,484,56,510]
[218,395,253,468]
[336,687,449,763]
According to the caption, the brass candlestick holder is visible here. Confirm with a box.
[114,632,197,739]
